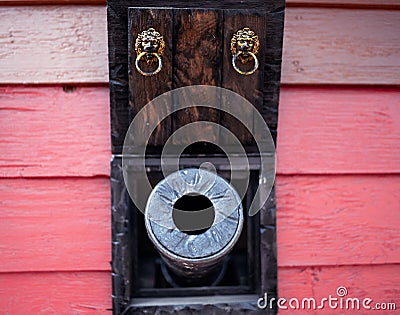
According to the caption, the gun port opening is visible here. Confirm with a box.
[172,194,215,235]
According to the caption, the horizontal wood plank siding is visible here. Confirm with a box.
[0,6,399,84]
[278,86,400,174]
[279,264,400,313]
[283,8,400,84]
[1,0,399,8]
[0,272,112,313]
[276,174,400,267]
[0,178,111,272]
[0,86,110,177]
[0,265,399,313]
[0,175,398,272]
[0,6,108,84]
[0,0,399,312]
[1,86,398,177]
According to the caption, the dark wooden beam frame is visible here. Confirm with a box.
[108,1,284,314]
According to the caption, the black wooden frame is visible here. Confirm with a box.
[107,0,284,153]
[111,156,277,314]
[107,1,284,314]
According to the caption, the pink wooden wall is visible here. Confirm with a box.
[0,1,399,313]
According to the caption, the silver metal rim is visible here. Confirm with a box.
[144,169,244,265]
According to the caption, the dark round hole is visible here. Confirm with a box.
[172,194,215,235]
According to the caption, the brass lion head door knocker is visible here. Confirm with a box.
[135,28,165,76]
[230,27,260,75]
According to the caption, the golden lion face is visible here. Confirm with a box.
[135,28,165,64]
[230,27,260,64]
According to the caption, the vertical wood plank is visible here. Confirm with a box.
[221,10,266,145]
[108,3,130,153]
[128,8,172,146]
[172,9,222,146]
[262,8,285,144]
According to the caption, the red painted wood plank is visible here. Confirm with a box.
[0,175,398,272]
[1,86,399,177]
[0,265,398,314]
[0,86,110,177]
[1,7,399,84]
[0,271,111,314]
[287,0,400,8]
[277,86,400,174]
[282,8,400,85]
[0,178,111,272]
[276,174,400,267]
[279,264,400,314]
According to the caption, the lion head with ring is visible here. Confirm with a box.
[230,27,260,64]
[135,28,165,65]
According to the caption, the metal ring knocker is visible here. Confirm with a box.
[135,28,165,76]
[135,52,163,76]
[231,27,260,76]
[232,51,259,75]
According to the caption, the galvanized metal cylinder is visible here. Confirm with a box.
[144,168,243,285]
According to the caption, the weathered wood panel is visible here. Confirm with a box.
[0,265,398,314]
[0,6,399,84]
[221,10,265,145]
[1,86,398,177]
[171,9,222,145]
[0,86,110,177]
[0,272,112,314]
[276,174,400,267]
[0,6,108,84]
[0,175,398,272]
[278,86,400,174]
[0,178,111,272]
[128,8,172,146]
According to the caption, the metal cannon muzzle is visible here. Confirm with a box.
[144,168,244,286]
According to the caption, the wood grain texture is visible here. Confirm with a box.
[128,8,172,146]
[1,6,399,84]
[0,178,111,272]
[277,86,400,174]
[1,86,398,178]
[276,174,400,267]
[0,86,110,177]
[172,9,222,145]
[0,272,112,314]
[0,175,398,272]
[221,10,265,145]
